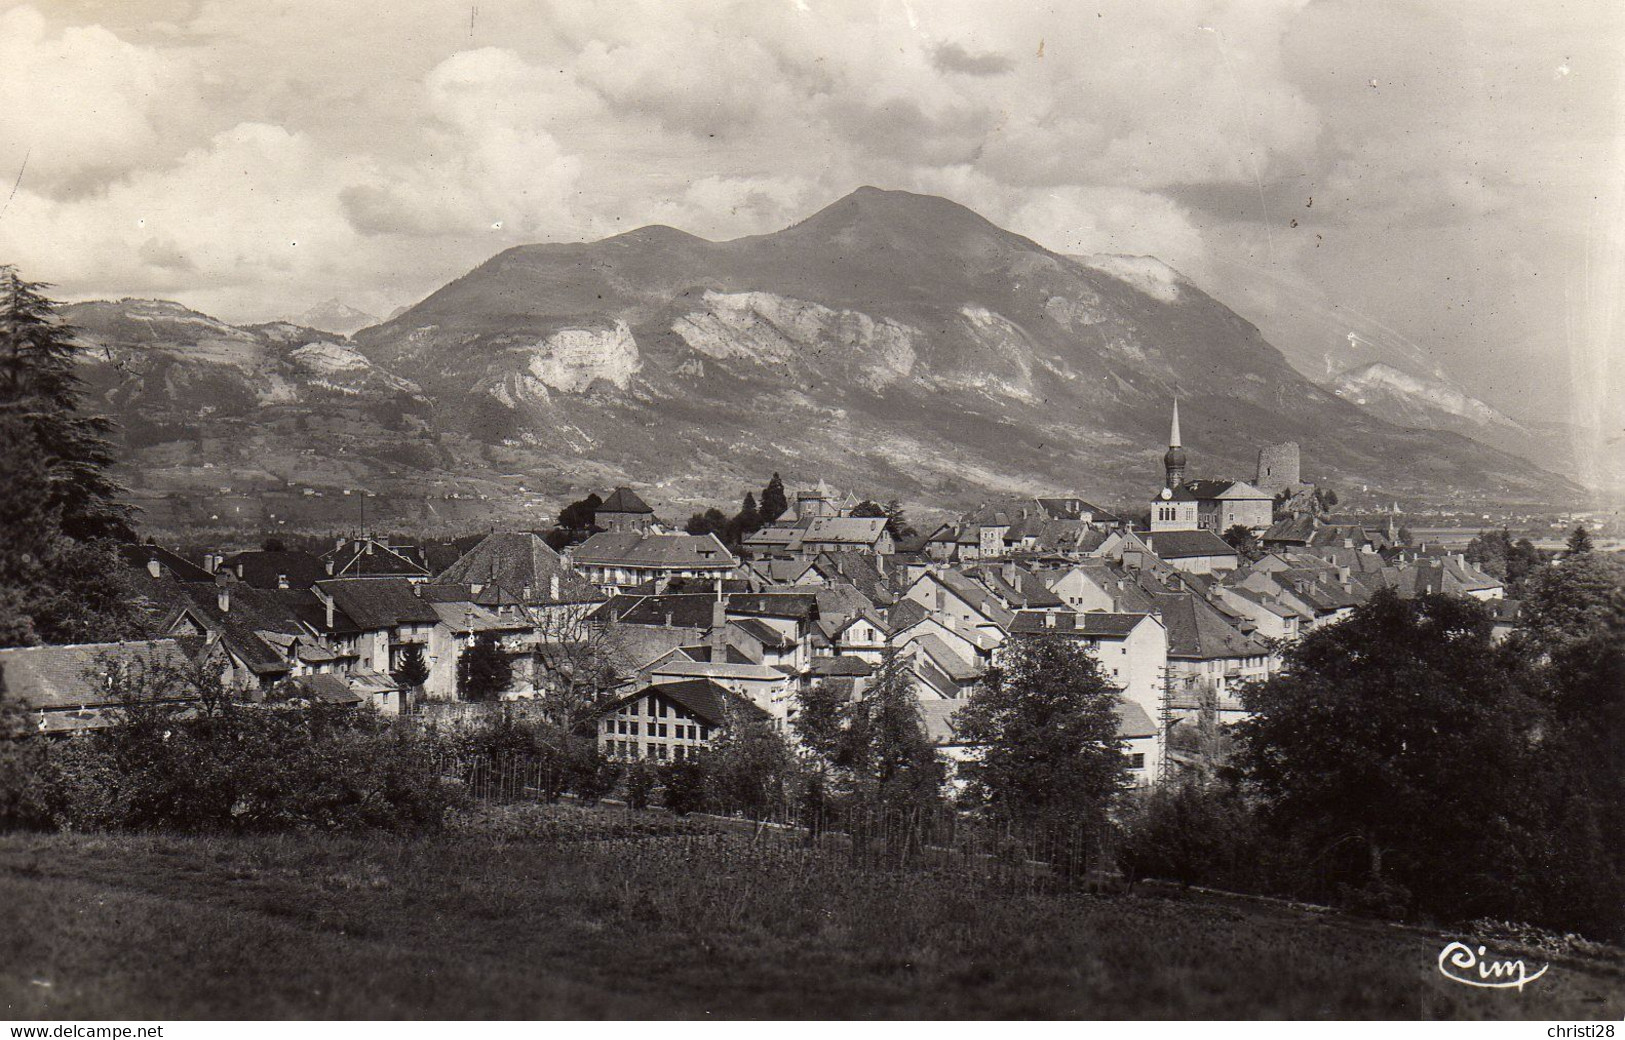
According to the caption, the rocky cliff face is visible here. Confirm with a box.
[67,189,1585,533]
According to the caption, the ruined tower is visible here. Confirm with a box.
[1255,441,1301,493]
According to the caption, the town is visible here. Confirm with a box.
[2,405,1519,783]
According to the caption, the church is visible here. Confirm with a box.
[1149,401,1274,535]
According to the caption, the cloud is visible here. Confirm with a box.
[930,42,1015,76]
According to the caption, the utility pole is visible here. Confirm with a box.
[1157,664,1177,785]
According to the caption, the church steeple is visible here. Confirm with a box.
[1163,399,1188,489]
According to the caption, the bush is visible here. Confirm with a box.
[661,758,709,816]
[624,760,658,810]
[5,701,458,836]
[569,746,620,805]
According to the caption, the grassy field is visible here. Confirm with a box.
[1,804,1620,1020]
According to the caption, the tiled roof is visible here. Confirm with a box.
[728,617,793,648]
[220,550,327,589]
[1115,699,1157,739]
[1144,530,1239,560]
[434,531,603,603]
[592,593,719,629]
[0,640,195,712]
[597,487,654,515]
[315,578,441,630]
[119,544,213,583]
[321,539,431,579]
[1154,593,1266,659]
[1009,610,1150,637]
[598,678,769,728]
[808,656,874,677]
[571,532,737,568]
[801,516,889,545]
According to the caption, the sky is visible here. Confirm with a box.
[0,0,1620,466]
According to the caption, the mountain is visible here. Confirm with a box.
[292,298,379,337]
[1330,362,1526,435]
[1326,361,1609,489]
[67,189,1585,535]
[351,187,1580,508]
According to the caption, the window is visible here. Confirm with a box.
[700,725,710,741]
[660,703,669,718]
[629,721,639,736]
[674,746,686,761]
[1128,753,1146,769]
[657,724,668,738]
[655,744,668,760]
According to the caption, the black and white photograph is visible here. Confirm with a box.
[0,0,1621,1027]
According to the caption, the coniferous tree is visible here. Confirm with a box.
[1567,525,1594,556]
[392,643,431,691]
[759,472,789,524]
[0,269,140,645]
[456,633,513,701]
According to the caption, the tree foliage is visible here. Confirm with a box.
[456,633,513,701]
[954,636,1128,836]
[759,472,789,524]
[1566,525,1594,556]
[1221,524,1264,562]
[0,270,141,646]
[391,643,430,690]
[1237,590,1539,922]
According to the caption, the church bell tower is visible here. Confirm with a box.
[1163,399,1187,490]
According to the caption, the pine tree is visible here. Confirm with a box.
[0,270,140,645]
[456,633,513,701]
[760,472,788,524]
[0,268,133,543]
[1567,525,1594,556]
[392,643,431,691]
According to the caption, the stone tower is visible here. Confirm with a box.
[1162,399,1187,490]
[1255,442,1301,493]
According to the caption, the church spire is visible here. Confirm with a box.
[1162,398,1188,489]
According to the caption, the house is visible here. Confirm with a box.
[595,678,772,762]
[0,639,199,734]
[312,578,451,691]
[1141,530,1241,575]
[119,544,214,584]
[798,516,894,557]
[901,570,1015,658]
[1006,611,1169,726]
[568,531,737,593]
[643,658,795,723]
[432,531,605,622]
[1149,401,1273,534]
[217,549,328,589]
[920,696,1161,788]
[320,537,432,581]
[594,487,657,533]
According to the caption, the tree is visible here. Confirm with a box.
[759,472,789,524]
[456,634,513,701]
[260,537,287,553]
[624,759,658,810]
[1514,551,1625,659]
[1236,590,1538,922]
[1221,524,1264,562]
[684,508,729,537]
[0,269,133,542]
[851,499,915,540]
[555,493,603,533]
[706,706,795,820]
[1566,525,1594,556]
[661,756,709,815]
[955,636,1128,847]
[839,648,942,817]
[0,271,142,646]
[392,643,430,693]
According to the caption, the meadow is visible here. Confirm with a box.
[1,803,1620,1020]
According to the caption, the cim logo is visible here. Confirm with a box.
[1438,941,1549,991]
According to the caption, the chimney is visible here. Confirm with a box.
[203,553,218,574]
[216,578,231,614]
[324,558,334,576]
[336,537,346,551]
[365,540,375,555]
[522,584,532,602]
[665,611,675,628]
[710,598,729,656]
[236,563,246,580]
[317,587,334,629]
[1044,612,1056,628]
[277,573,289,590]
[1337,566,1351,584]
[146,557,162,579]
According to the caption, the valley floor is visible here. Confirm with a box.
[1,805,1619,1021]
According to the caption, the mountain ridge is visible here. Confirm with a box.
[64,187,1586,533]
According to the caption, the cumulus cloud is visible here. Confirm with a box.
[930,42,1015,77]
